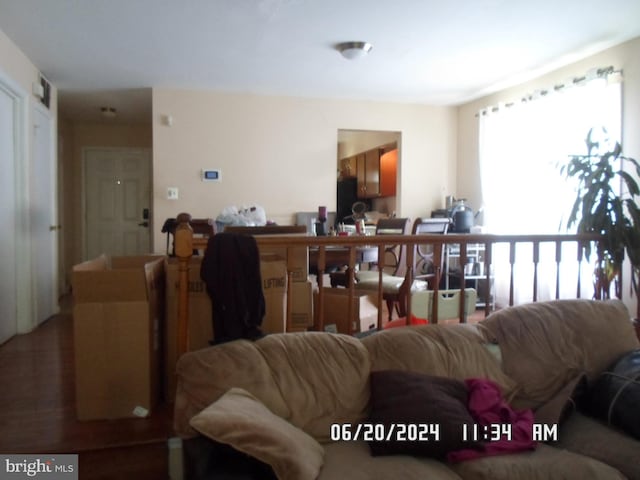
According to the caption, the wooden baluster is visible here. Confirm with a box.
[405,243,414,325]
[577,241,584,298]
[459,243,467,323]
[175,213,194,359]
[483,241,492,317]
[432,243,443,325]
[286,270,293,332]
[555,241,562,299]
[532,241,540,302]
[315,246,326,332]
[509,241,516,306]
[347,246,357,335]
[377,244,385,329]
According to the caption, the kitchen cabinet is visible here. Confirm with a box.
[356,147,397,199]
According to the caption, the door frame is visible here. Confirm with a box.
[81,147,152,260]
[0,67,35,335]
[31,101,58,323]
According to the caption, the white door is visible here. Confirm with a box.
[85,148,151,259]
[0,85,17,343]
[31,105,59,324]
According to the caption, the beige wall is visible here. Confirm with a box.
[152,89,457,252]
[456,35,640,315]
[59,122,152,283]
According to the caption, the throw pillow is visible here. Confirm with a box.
[367,370,478,459]
[189,387,324,480]
[585,348,640,440]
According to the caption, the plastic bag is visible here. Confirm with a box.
[216,205,267,227]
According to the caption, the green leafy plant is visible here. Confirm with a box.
[561,127,640,316]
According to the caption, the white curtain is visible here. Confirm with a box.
[478,76,621,305]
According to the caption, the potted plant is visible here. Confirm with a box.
[561,127,640,328]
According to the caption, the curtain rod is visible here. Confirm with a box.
[475,65,622,117]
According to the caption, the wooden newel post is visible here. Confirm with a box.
[175,212,194,359]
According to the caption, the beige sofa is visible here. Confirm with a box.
[174,299,640,480]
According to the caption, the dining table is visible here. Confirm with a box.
[308,244,378,276]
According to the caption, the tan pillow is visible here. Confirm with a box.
[189,388,324,480]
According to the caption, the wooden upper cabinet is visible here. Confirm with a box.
[356,147,397,198]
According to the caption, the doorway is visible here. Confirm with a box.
[31,104,59,324]
[336,130,401,224]
[84,147,151,259]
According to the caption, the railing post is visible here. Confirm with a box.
[175,213,194,360]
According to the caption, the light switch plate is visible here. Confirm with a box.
[167,187,179,200]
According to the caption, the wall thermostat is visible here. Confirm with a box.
[202,169,222,182]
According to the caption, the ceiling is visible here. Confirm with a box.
[1,0,639,124]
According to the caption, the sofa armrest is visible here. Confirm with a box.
[189,388,325,480]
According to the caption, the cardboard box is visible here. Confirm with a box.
[165,257,213,402]
[314,287,378,334]
[258,244,309,283]
[72,255,164,420]
[289,281,313,331]
[260,254,287,334]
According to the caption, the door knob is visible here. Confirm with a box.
[138,221,149,227]
[49,225,61,231]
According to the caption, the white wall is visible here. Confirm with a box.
[152,89,457,251]
[0,27,58,333]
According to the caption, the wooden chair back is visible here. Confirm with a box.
[412,218,450,284]
[374,217,412,276]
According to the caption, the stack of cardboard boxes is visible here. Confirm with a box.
[72,241,317,412]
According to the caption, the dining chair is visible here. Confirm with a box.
[412,217,451,290]
[354,217,417,321]
[356,217,450,321]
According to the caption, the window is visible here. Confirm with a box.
[478,70,622,304]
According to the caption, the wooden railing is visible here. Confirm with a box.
[173,212,603,358]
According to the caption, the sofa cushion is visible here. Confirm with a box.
[477,299,639,410]
[361,324,518,399]
[555,411,640,480]
[318,440,464,480]
[175,331,371,441]
[367,370,478,459]
[450,443,625,480]
[255,332,371,441]
[189,387,324,480]
[585,348,640,440]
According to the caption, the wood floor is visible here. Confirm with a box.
[0,304,174,479]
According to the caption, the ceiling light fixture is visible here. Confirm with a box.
[100,106,117,118]
[336,41,373,60]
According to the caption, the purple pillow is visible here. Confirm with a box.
[367,370,478,459]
